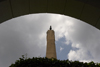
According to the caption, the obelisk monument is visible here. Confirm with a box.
[46,26,57,59]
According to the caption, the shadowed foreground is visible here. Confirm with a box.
[9,55,100,67]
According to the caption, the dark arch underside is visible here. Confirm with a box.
[0,0,100,29]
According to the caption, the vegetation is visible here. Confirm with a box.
[9,55,100,67]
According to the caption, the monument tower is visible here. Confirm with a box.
[46,26,57,59]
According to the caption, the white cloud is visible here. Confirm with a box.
[60,46,64,51]
[40,14,100,63]
[68,49,92,61]
[65,21,100,62]
[72,43,80,48]
[0,13,100,67]
[45,14,100,63]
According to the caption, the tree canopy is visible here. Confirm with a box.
[9,55,100,67]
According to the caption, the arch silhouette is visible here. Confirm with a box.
[0,0,100,29]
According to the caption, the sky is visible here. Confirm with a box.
[0,13,100,67]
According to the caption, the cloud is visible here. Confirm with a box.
[0,13,100,67]
[44,14,100,63]
[65,21,100,62]
[58,18,100,63]
[0,14,52,67]
[60,46,64,51]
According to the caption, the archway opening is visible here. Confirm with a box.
[0,13,100,67]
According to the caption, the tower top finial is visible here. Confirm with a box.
[50,26,52,30]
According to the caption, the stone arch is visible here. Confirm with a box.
[0,0,100,29]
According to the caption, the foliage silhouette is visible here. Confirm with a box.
[9,55,100,67]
